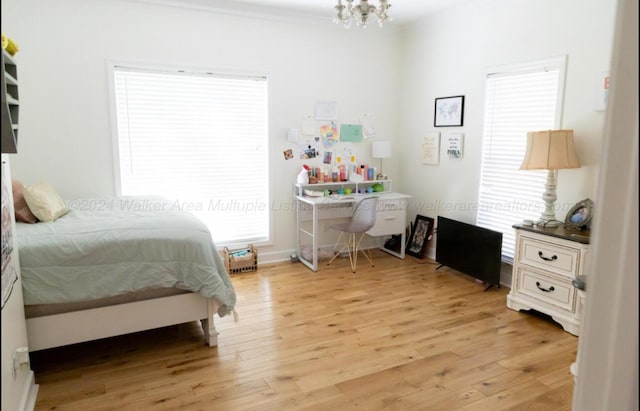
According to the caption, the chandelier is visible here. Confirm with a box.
[333,0,392,29]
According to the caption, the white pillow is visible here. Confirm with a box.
[23,182,70,222]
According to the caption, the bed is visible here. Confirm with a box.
[15,196,236,351]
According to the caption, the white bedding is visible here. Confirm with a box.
[16,196,236,317]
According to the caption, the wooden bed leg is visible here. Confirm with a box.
[201,299,219,347]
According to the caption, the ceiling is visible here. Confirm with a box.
[161,0,477,24]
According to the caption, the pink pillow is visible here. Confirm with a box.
[12,180,38,224]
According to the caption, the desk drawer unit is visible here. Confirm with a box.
[367,209,405,236]
[367,199,407,237]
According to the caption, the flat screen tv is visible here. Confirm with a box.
[435,216,503,290]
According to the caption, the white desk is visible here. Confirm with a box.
[295,192,411,272]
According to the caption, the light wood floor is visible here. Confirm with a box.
[31,251,578,410]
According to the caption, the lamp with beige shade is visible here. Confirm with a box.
[520,129,581,227]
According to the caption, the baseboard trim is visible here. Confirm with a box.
[257,242,386,266]
[19,370,39,411]
[257,249,294,265]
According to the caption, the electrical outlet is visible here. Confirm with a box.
[12,347,30,379]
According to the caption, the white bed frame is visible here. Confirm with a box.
[26,293,219,351]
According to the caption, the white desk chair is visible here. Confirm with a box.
[327,197,378,272]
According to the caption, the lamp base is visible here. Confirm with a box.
[376,172,388,180]
[536,169,561,228]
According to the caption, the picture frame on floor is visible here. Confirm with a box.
[407,215,434,258]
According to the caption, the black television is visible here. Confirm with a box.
[435,216,503,290]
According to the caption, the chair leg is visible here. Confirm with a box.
[356,233,375,267]
[348,233,357,272]
[328,231,346,265]
[333,231,344,254]
[328,232,374,272]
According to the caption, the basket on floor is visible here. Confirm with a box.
[224,244,258,274]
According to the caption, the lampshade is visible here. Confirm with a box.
[520,130,580,170]
[372,140,392,159]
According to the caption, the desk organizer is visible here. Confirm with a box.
[224,244,258,274]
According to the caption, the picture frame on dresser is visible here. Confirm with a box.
[564,198,593,230]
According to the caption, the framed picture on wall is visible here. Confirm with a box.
[445,133,464,159]
[434,95,465,127]
[423,132,441,165]
[407,215,435,258]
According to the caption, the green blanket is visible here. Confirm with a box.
[16,197,236,317]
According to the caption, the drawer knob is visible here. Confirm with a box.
[538,251,558,262]
[536,281,555,292]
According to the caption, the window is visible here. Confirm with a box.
[111,65,269,246]
[477,57,566,260]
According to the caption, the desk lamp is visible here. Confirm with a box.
[520,130,581,227]
[372,140,391,180]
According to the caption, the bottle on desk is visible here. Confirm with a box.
[368,167,375,180]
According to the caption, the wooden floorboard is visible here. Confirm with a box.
[30,251,578,410]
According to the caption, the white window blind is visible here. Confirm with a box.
[112,66,269,245]
[477,58,565,260]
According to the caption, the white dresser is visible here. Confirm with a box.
[507,224,590,336]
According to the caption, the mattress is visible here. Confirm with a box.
[16,196,236,317]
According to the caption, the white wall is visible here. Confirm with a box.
[1,0,401,260]
[1,0,617,262]
[397,0,616,245]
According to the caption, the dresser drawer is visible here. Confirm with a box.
[367,209,405,236]
[516,267,576,311]
[519,236,580,277]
